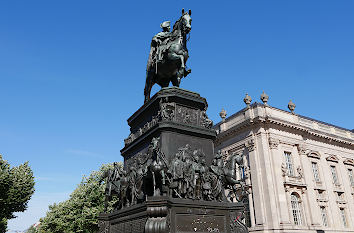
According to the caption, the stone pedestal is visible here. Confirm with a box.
[121,87,216,167]
[98,197,247,233]
[98,87,248,233]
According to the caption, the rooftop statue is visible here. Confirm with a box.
[144,9,192,103]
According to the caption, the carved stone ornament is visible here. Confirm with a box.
[288,100,296,114]
[260,91,269,105]
[102,138,248,213]
[296,144,307,155]
[297,166,303,179]
[307,151,321,159]
[326,154,339,163]
[243,93,252,108]
[284,186,290,192]
[281,163,287,177]
[269,137,280,149]
[220,108,227,121]
[343,158,354,166]
[245,139,255,152]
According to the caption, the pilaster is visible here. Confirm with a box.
[248,136,266,226]
[268,136,291,226]
[297,144,321,226]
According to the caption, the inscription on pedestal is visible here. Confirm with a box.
[175,214,226,233]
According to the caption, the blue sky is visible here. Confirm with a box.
[1,0,353,230]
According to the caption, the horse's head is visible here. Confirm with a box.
[173,9,192,34]
[181,9,192,33]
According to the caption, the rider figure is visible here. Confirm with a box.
[151,21,171,62]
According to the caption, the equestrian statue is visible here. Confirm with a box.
[144,9,192,103]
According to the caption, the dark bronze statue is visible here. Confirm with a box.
[99,9,249,232]
[144,9,192,103]
[101,162,123,212]
[104,137,248,210]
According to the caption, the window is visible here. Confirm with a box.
[340,208,347,228]
[284,152,294,176]
[320,206,328,227]
[238,166,244,180]
[291,193,303,225]
[348,169,354,187]
[311,162,320,182]
[330,166,339,185]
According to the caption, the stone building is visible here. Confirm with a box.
[214,94,354,233]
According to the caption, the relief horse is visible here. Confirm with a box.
[224,153,248,202]
[144,9,192,103]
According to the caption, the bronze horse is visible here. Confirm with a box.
[144,9,192,103]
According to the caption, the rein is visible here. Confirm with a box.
[169,18,189,49]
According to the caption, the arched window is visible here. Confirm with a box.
[291,193,303,225]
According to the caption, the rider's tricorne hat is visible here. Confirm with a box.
[160,21,170,29]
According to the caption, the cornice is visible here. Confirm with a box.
[216,114,354,149]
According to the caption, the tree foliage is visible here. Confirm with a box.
[38,163,119,233]
[0,154,35,233]
[27,225,39,233]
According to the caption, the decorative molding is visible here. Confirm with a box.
[269,137,280,149]
[216,113,354,149]
[343,158,354,166]
[284,186,290,193]
[284,181,307,189]
[326,154,339,163]
[297,166,303,179]
[281,163,287,177]
[125,99,214,146]
[296,144,307,155]
[279,139,296,147]
[245,139,255,152]
[307,151,321,159]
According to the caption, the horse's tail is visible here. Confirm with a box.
[144,68,154,103]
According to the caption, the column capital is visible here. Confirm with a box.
[245,139,256,152]
[269,137,280,149]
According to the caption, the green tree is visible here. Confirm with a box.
[0,154,35,233]
[38,163,119,233]
[27,225,39,233]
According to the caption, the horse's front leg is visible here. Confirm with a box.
[152,172,157,196]
[131,186,135,205]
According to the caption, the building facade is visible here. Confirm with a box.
[214,100,354,233]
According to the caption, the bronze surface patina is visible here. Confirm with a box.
[144,9,192,103]
[98,10,249,233]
